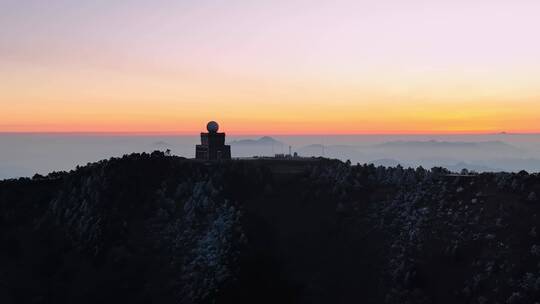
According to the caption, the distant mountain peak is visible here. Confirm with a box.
[153,140,171,147]
[228,136,284,146]
[376,140,518,150]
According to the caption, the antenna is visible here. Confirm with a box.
[321,135,325,157]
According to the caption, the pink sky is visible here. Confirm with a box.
[1,0,540,134]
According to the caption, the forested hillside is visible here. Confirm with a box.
[1,152,540,304]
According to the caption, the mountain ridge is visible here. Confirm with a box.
[1,152,540,303]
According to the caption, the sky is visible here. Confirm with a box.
[1,0,540,135]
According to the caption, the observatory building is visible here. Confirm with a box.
[195,121,231,160]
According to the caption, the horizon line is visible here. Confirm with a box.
[1,131,540,136]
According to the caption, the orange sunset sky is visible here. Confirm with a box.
[1,0,540,135]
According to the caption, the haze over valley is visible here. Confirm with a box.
[2,133,539,179]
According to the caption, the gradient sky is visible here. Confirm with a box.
[1,0,540,134]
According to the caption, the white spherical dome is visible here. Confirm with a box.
[207,121,219,133]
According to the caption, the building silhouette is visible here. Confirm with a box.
[195,121,231,160]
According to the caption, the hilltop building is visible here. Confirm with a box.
[195,121,231,160]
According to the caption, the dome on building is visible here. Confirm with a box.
[207,121,219,133]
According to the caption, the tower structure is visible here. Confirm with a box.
[195,121,231,160]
